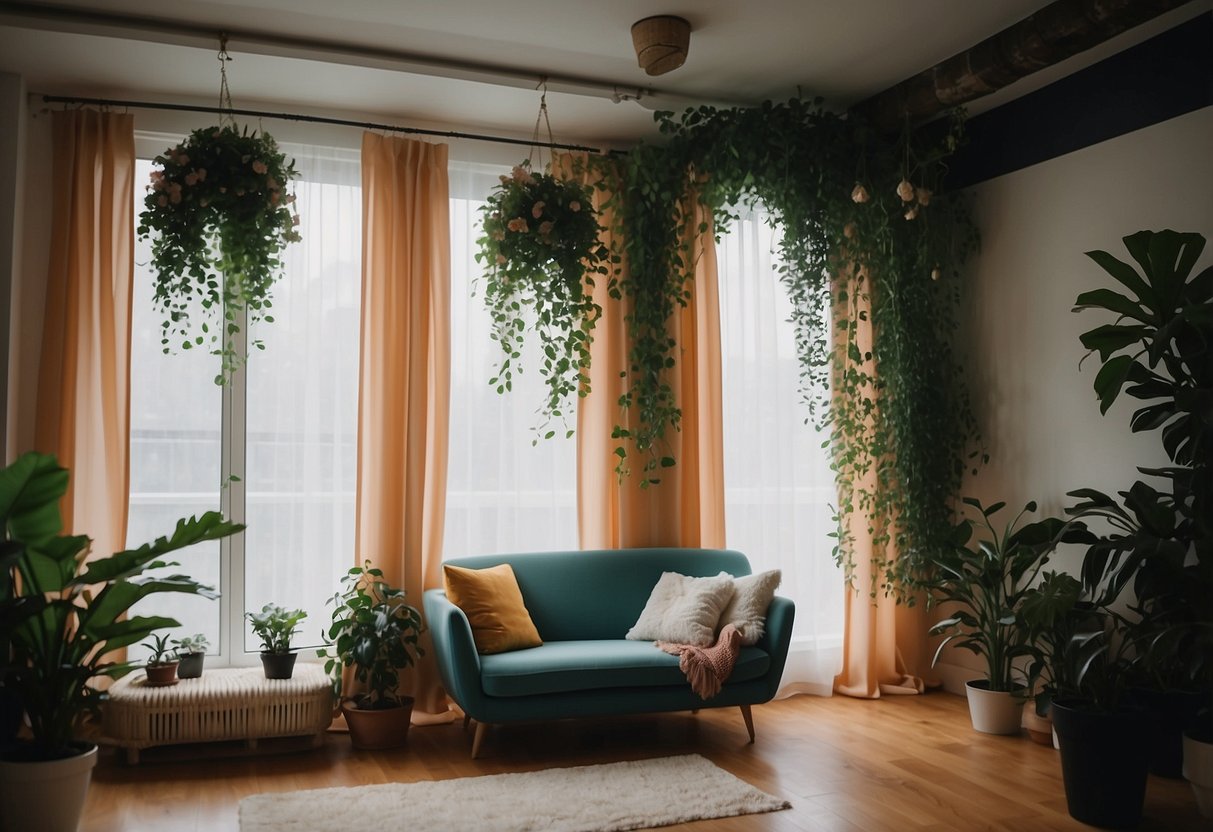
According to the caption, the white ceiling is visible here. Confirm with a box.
[0,0,1206,147]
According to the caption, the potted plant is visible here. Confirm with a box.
[1064,229,1212,819]
[138,125,301,383]
[316,561,424,750]
[247,603,307,679]
[0,452,241,832]
[140,633,179,687]
[172,633,210,679]
[1019,570,1092,745]
[926,498,1088,735]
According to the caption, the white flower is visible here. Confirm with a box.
[897,179,915,202]
[851,183,869,204]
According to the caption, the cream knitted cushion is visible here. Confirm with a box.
[626,571,736,647]
[717,569,782,645]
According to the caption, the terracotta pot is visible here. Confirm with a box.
[0,743,97,832]
[260,651,297,680]
[1023,700,1053,746]
[341,697,414,750]
[177,651,205,679]
[964,680,1023,735]
[144,662,179,687]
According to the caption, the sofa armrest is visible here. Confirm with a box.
[422,588,486,717]
[756,595,796,698]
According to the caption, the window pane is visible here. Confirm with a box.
[127,157,222,658]
[242,145,361,653]
[443,163,578,557]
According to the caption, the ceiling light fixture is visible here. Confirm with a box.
[630,15,691,76]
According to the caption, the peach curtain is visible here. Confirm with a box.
[563,156,724,549]
[356,133,453,720]
[35,109,135,559]
[831,265,933,698]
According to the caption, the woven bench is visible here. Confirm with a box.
[102,664,333,763]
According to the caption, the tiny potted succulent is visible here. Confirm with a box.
[247,604,307,680]
[140,633,180,687]
[172,633,210,679]
[317,561,424,749]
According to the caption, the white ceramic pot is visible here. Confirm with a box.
[964,679,1023,735]
[0,743,98,832]
[1183,733,1213,819]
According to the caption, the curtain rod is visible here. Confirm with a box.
[41,95,613,155]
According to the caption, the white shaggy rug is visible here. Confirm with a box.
[239,754,790,832]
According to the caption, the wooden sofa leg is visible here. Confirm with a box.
[471,721,488,759]
[739,704,755,743]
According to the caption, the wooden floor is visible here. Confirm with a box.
[81,691,1206,831]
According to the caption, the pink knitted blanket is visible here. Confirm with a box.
[656,624,743,700]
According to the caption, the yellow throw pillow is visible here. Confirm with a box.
[443,563,543,654]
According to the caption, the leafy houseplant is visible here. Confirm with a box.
[140,633,179,688]
[1057,229,1213,822]
[247,603,307,679]
[317,562,424,750]
[138,125,301,384]
[926,498,1088,734]
[0,452,240,832]
[172,632,210,680]
[476,162,609,439]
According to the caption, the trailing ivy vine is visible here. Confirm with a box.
[593,98,982,597]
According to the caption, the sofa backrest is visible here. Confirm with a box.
[441,548,752,642]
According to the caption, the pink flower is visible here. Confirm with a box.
[896,179,915,202]
[270,192,280,206]
[569,201,581,212]
[492,229,505,241]
[286,194,296,204]
[184,173,198,186]
[252,160,268,175]
[851,183,869,204]
[904,205,919,221]
[196,168,207,182]
[292,214,301,226]
[176,154,189,166]
[531,201,546,219]
[507,217,529,233]
[930,266,941,281]
[169,191,182,205]
[916,187,932,206]
[538,221,554,236]
[496,253,507,265]
[511,165,535,185]
[843,222,857,239]
[157,195,168,207]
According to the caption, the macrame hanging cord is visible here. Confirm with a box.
[526,80,555,171]
[217,34,237,129]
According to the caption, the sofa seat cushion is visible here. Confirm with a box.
[479,639,771,698]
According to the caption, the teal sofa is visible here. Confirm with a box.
[423,548,795,757]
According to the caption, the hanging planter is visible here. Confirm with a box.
[476,157,608,435]
[138,124,300,384]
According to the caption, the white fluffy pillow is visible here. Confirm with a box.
[626,571,736,647]
[718,570,782,645]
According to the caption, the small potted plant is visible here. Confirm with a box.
[926,498,1089,735]
[247,604,307,680]
[172,633,210,680]
[140,633,179,687]
[317,561,424,750]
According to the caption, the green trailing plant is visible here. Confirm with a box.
[476,162,609,438]
[316,561,424,710]
[138,125,301,384]
[246,603,307,655]
[566,99,981,590]
[1066,230,1211,702]
[0,452,241,760]
[926,499,1089,692]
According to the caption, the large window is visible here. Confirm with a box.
[128,145,577,664]
[716,209,844,695]
[128,142,361,662]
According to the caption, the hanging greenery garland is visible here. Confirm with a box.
[475,162,609,436]
[577,98,983,598]
[137,125,301,384]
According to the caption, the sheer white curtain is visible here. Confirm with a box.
[716,208,844,696]
[242,143,362,652]
[443,161,578,558]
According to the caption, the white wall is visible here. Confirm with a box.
[934,106,1213,692]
